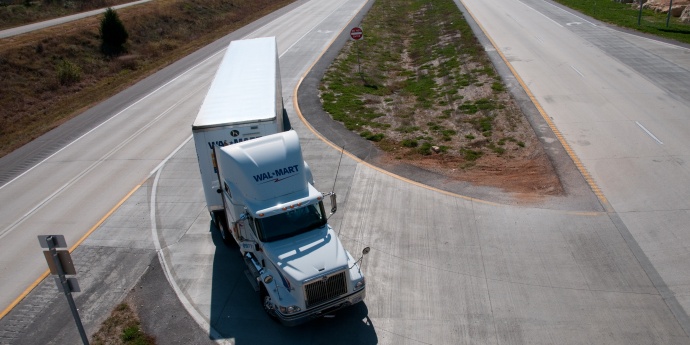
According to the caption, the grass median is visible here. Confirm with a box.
[320,0,562,195]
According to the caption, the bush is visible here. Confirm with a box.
[460,148,482,161]
[56,59,81,86]
[100,8,128,56]
[367,133,384,142]
[402,139,418,147]
[417,142,433,155]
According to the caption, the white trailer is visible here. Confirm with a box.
[215,131,368,326]
[192,36,286,240]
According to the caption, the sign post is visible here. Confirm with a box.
[350,27,364,78]
[39,235,89,345]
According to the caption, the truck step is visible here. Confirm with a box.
[244,270,259,292]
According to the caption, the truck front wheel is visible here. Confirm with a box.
[260,285,279,321]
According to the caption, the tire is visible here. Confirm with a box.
[213,211,235,247]
[260,285,279,321]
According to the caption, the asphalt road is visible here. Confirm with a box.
[1,0,690,344]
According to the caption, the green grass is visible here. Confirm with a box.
[554,0,690,44]
[320,0,548,171]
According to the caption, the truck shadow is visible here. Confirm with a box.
[208,223,378,344]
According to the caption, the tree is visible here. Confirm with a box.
[100,8,128,56]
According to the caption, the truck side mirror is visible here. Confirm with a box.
[362,247,370,255]
[330,193,337,214]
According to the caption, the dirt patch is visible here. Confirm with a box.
[91,302,155,345]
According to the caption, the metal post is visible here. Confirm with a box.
[46,236,90,345]
[666,0,673,28]
[638,0,644,25]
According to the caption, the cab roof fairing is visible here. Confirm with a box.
[217,131,322,218]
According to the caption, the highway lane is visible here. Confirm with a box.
[458,0,690,328]
[0,0,327,315]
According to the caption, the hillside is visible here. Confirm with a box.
[0,0,294,157]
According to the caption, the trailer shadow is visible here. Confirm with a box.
[208,223,378,344]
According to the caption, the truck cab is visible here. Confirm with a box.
[215,131,366,325]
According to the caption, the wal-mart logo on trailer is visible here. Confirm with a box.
[253,165,300,184]
[207,136,261,149]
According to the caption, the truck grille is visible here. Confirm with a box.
[304,271,348,308]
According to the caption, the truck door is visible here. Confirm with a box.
[243,217,265,262]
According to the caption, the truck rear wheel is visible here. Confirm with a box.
[213,211,235,247]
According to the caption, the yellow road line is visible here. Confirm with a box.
[292,2,611,212]
[0,183,143,320]
[457,1,613,212]
[291,31,604,216]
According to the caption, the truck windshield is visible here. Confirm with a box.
[256,202,327,242]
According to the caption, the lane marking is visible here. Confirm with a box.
[636,121,664,145]
[291,0,606,215]
[0,46,226,193]
[571,65,585,77]
[0,82,207,241]
[291,11,606,215]
[0,183,142,320]
[515,0,563,28]
[544,1,598,27]
[461,1,690,339]
[457,1,612,211]
[149,153,227,341]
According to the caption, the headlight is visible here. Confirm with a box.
[355,277,366,290]
[279,305,301,314]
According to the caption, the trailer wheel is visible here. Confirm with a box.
[213,211,235,247]
[260,285,279,321]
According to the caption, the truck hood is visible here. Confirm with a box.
[262,225,349,282]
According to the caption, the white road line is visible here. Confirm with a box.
[515,0,563,28]
[149,135,194,178]
[570,65,585,77]
[636,121,664,145]
[0,50,225,193]
[0,83,207,240]
[541,0,598,27]
[149,160,229,343]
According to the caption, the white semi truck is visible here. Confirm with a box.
[192,37,367,325]
[192,36,286,242]
[215,131,368,325]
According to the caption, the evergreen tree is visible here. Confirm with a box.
[100,8,128,56]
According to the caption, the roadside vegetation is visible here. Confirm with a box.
[0,0,134,30]
[320,0,562,195]
[554,0,690,44]
[0,0,294,158]
[92,302,156,345]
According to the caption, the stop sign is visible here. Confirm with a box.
[350,27,363,40]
